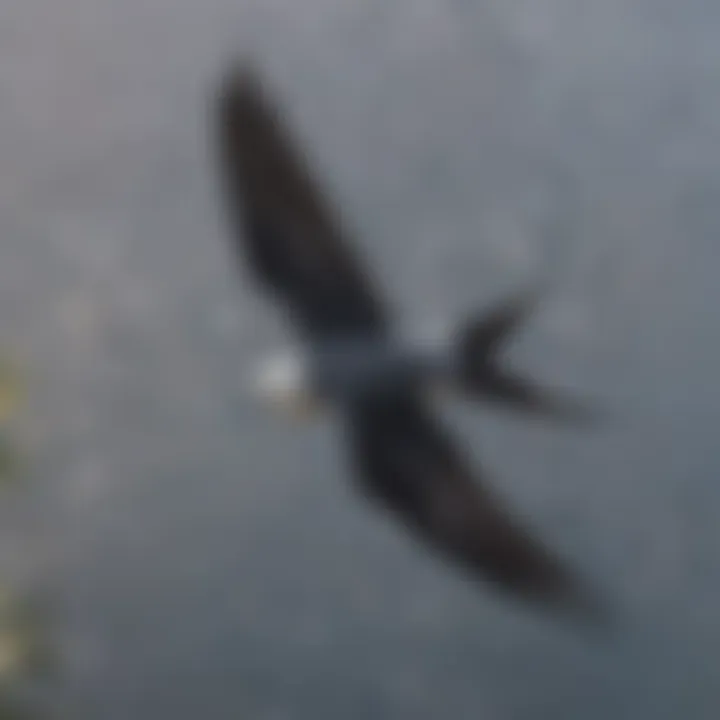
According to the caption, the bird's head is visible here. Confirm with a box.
[249,353,321,420]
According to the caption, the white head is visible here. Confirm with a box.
[249,353,321,419]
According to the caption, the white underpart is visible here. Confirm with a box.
[248,325,458,417]
[250,353,318,417]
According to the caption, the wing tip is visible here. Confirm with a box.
[215,57,272,121]
[219,55,263,90]
[542,575,618,636]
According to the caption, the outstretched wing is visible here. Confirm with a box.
[215,63,388,342]
[348,394,605,622]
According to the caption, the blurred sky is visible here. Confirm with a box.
[0,0,719,718]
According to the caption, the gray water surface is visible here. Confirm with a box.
[1,1,719,717]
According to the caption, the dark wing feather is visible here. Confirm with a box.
[215,64,387,342]
[348,394,605,622]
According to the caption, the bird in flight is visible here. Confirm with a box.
[213,63,607,624]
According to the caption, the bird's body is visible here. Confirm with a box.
[253,331,456,415]
[215,62,608,625]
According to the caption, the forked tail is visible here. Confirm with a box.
[454,283,604,425]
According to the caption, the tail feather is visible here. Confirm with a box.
[461,284,545,364]
[456,285,605,425]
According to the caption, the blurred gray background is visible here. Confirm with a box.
[1,0,719,717]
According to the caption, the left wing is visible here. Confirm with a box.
[215,63,388,343]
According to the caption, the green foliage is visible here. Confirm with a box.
[0,438,21,489]
[0,590,54,687]
[0,359,24,427]
[0,359,25,487]
[0,357,54,718]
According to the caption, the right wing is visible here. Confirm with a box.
[214,63,388,342]
[348,393,606,623]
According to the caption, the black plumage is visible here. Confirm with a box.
[214,62,607,624]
